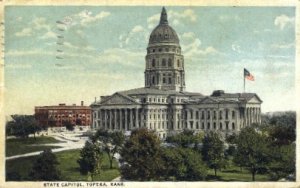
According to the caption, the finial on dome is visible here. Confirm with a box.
[159,7,168,25]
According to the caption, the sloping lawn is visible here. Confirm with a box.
[6,136,62,157]
[6,149,120,181]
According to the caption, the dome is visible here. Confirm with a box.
[148,7,179,45]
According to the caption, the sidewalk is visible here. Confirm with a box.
[6,133,88,160]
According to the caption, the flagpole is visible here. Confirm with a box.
[243,70,245,93]
[244,77,245,93]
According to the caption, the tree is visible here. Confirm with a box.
[91,129,125,169]
[201,131,226,177]
[160,147,207,181]
[29,149,61,181]
[77,141,103,181]
[119,128,163,181]
[6,115,40,139]
[234,127,269,181]
[64,121,75,131]
[267,144,295,180]
[165,129,203,148]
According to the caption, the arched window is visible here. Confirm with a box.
[152,59,155,67]
[162,59,166,66]
[168,58,172,67]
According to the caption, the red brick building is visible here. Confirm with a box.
[35,101,92,127]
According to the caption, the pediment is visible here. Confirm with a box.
[199,97,218,104]
[248,96,262,104]
[100,93,138,105]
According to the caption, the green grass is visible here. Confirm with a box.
[6,149,120,181]
[6,136,62,157]
[206,165,270,182]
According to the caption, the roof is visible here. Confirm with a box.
[118,87,203,97]
[148,7,179,45]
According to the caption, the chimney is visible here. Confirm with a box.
[81,101,84,106]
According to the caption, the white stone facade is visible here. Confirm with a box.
[90,8,262,139]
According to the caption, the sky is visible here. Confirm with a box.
[4,6,295,115]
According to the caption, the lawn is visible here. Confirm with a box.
[6,136,62,157]
[206,165,270,181]
[6,149,120,181]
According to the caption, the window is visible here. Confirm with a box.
[168,77,172,84]
[190,110,193,119]
[207,111,210,119]
[196,111,199,119]
[196,122,199,129]
[159,48,162,52]
[226,122,229,130]
[213,111,216,119]
[220,122,223,130]
[162,59,166,66]
[213,122,216,129]
[202,122,204,129]
[163,77,166,83]
[201,111,204,119]
[152,49,155,52]
[152,59,155,67]
[162,99,164,102]
[152,76,155,84]
[226,109,229,120]
[168,58,172,67]
[232,111,235,119]
[219,111,223,119]
[207,123,210,130]
[166,48,169,52]
[177,60,180,67]
[232,123,235,130]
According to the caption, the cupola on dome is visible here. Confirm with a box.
[148,7,179,45]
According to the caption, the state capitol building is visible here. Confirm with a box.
[91,7,262,139]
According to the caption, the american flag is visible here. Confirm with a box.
[244,68,254,81]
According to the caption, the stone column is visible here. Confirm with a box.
[135,108,139,128]
[109,110,112,130]
[125,109,128,131]
[119,109,123,130]
[98,109,102,129]
[130,108,133,130]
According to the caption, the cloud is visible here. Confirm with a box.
[147,13,160,29]
[231,44,241,53]
[5,63,32,69]
[147,9,197,29]
[6,49,54,56]
[169,9,197,23]
[219,15,240,22]
[39,31,57,39]
[180,32,219,57]
[118,25,148,48]
[15,17,53,38]
[15,28,32,37]
[62,10,111,28]
[271,42,295,49]
[64,41,96,52]
[274,14,294,30]
[95,48,144,67]
[131,25,144,33]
